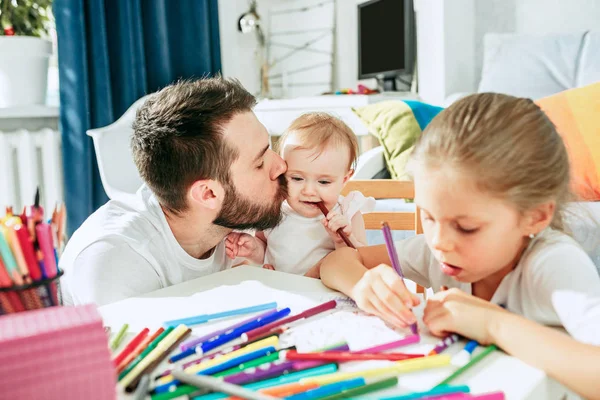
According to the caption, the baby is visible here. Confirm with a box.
[225,112,374,275]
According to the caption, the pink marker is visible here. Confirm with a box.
[36,223,57,278]
[357,334,420,353]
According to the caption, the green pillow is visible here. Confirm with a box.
[353,100,443,180]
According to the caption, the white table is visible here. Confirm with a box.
[99,266,575,400]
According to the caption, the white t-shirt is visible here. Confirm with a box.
[395,229,600,345]
[264,191,375,275]
[59,186,234,306]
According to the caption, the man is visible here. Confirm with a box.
[60,77,288,306]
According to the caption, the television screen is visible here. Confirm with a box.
[358,0,407,77]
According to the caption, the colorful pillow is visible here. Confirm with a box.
[535,83,600,201]
[352,100,443,180]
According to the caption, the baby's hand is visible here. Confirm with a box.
[351,264,421,329]
[322,209,352,245]
[423,288,507,344]
[263,264,275,270]
[225,232,261,260]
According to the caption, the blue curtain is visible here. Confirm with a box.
[53,0,222,234]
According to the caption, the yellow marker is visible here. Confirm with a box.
[300,354,451,385]
[120,324,189,388]
[156,335,279,386]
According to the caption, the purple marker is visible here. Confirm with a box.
[381,222,419,335]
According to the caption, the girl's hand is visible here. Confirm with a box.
[351,264,421,328]
[322,209,352,244]
[423,288,508,344]
[225,232,260,260]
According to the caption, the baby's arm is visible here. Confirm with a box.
[225,231,267,265]
[322,209,367,249]
[349,212,368,247]
[423,289,600,400]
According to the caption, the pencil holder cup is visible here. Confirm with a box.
[0,270,63,315]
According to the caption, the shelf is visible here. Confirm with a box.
[0,105,59,119]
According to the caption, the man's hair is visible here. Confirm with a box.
[131,77,256,213]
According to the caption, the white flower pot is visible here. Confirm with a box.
[0,37,52,107]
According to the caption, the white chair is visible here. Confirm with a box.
[86,96,149,202]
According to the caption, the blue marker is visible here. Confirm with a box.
[163,302,278,327]
[451,339,479,367]
[155,346,276,394]
[285,377,365,400]
[169,308,291,362]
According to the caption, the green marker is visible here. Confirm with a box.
[119,326,174,380]
[110,323,129,351]
[436,345,497,387]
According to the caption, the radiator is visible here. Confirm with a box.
[0,128,63,215]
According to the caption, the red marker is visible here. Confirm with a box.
[242,300,337,342]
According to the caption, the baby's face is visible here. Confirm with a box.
[283,144,352,218]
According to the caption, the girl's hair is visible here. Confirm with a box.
[409,93,572,232]
[277,112,359,171]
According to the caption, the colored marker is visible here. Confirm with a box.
[381,222,419,335]
[436,345,498,387]
[169,308,290,362]
[243,300,337,342]
[301,354,451,385]
[429,334,460,355]
[163,302,278,327]
[379,384,470,400]
[452,340,479,367]
[282,349,423,362]
[181,309,278,351]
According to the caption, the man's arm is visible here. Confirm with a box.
[66,240,162,306]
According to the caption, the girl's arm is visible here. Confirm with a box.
[423,289,600,400]
[320,245,420,328]
[493,312,600,400]
[348,212,368,247]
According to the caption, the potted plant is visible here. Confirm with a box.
[0,0,53,107]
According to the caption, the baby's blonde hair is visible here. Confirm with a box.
[277,112,359,171]
[409,93,571,232]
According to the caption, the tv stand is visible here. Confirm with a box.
[376,75,412,93]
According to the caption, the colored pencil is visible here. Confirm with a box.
[316,202,355,248]
[181,309,278,351]
[171,370,278,400]
[435,345,497,387]
[242,300,337,342]
[163,302,278,327]
[282,349,424,362]
[381,221,419,335]
[132,374,151,400]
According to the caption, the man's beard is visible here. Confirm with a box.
[213,174,288,231]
